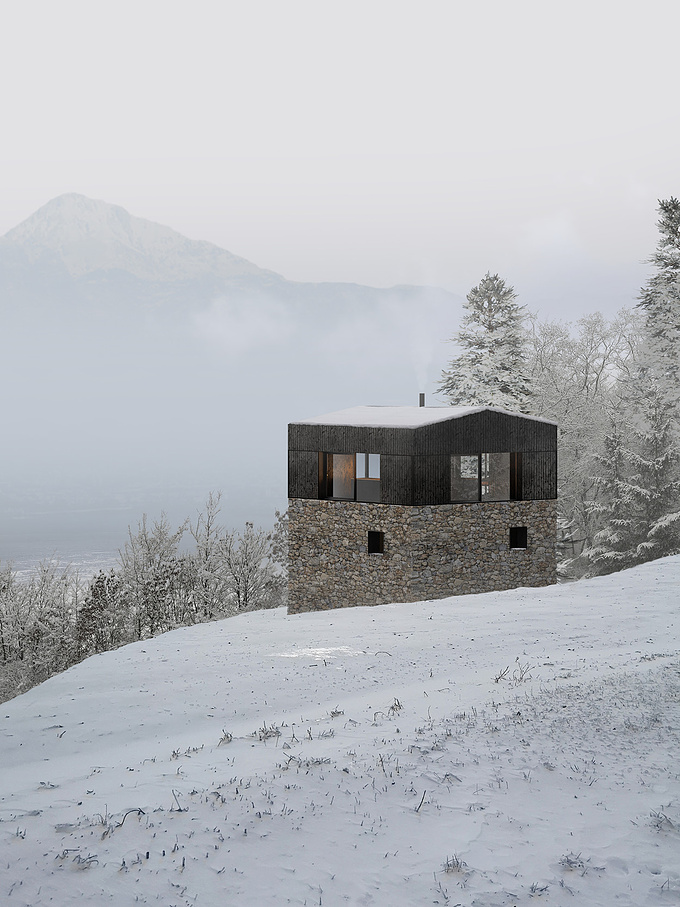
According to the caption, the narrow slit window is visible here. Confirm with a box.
[451,454,480,501]
[481,452,510,501]
[509,526,528,549]
[367,530,384,554]
[510,452,523,500]
[356,453,381,502]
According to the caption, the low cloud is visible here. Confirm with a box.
[193,295,294,356]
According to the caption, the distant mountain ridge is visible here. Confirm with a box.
[0,193,459,316]
[1,193,280,283]
[0,192,460,542]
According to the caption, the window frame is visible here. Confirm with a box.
[319,451,381,502]
[451,452,523,503]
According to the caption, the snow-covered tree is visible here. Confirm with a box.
[438,273,532,411]
[0,561,83,698]
[586,197,680,572]
[625,388,680,562]
[190,496,285,615]
[25,563,82,685]
[118,513,195,639]
[580,414,638,574]
[0,501,288,702]
[190,491,232,620]
[580,387,680,573]
[76,570,126,656]
[220,522,281,612]
[527,309,641,562]
[637,197,680,412]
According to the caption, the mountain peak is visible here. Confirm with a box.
[2,193,275,282]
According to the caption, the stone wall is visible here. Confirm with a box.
[287,498,557,614]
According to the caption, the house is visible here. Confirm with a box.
[287,405,557,614]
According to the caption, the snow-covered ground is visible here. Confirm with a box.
[1,558,679,906]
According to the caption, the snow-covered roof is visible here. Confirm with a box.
[293,405,557,429]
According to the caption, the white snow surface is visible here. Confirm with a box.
[294,405,556,429]
[1,558,679,906]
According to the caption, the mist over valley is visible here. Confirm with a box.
[0,194,459,568]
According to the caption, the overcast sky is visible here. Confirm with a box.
[2,0,679,319]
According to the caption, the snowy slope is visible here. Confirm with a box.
[1,193,276,282]
[1,559,679,906]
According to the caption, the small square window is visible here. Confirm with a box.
[509,526,528,549]
[368,530,384,554]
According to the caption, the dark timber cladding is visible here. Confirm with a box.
[287,405,558,614]
[288,407,557,504]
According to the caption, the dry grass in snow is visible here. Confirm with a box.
[1,556,679,905]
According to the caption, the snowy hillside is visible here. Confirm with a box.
[1,193,275,282]
[1,560,679,906]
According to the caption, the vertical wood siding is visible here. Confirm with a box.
[522,451,558,500]
[413,456,450,505]
[288,450,319,499]
[380,455,412,505]
[289,411,557,502]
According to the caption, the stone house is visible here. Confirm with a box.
[287,405,557,614]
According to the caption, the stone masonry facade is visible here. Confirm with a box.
[287,497,557,614]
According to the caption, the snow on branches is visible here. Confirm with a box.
[438,272,532,412]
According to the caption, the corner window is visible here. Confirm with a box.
[319,452,381,502]
[509,526,528,549]
[368,530,384,553]
[451,453,522,502]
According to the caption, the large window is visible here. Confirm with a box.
[451,453,522,502]
[319,452,381,502]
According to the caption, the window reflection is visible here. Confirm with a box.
[481,452,510,501]
[451,453,515,501]
[451,455,479,501]
[320,452,381,501]
[356,453,381,479]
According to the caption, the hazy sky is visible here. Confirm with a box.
[2,0,679,319]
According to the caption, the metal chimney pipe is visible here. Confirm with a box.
[419,393,425,407]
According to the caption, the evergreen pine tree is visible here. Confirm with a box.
[624,387,680,562]
[581,415,638,574]
[584,388,680,573]
[438,272,532,411]
[602,197,680,570]
[637,197,680,411]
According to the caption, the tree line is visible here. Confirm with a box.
[3,197,677,700]
[438,197,680,576]
[0,494,287,702]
